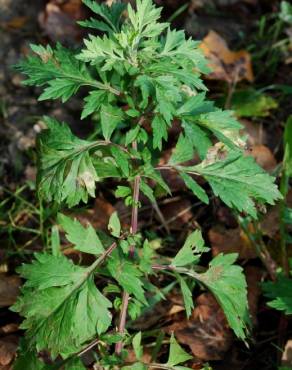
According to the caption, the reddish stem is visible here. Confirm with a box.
[115,141,141,355]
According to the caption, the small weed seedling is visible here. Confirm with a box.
[12,1,283,369]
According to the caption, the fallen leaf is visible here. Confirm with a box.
[0,324,19,335]
[0,336,18,366]
[260,205,280,238]
[0,275,21,308]
[208,225,256,260]
[200,30,254,83]
[240,119,267,146]
[249,144,277,172]
[166,293,233,361]
[38,0,86,44]
[74,198,115,231]
[230,89,278,118]
[282,340,292,366]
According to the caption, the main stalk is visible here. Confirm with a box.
[115,141,141,355]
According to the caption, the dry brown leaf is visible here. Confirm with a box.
[248,144,277,172]
[0,336,18,366]
[240,119,267,146]
[74,198,115,231]
[0,324,19,335]
[166,293,233,361]
[282,340,292,366]
[208,225,257,260]
[200,30,254,83]
[0,275,21,308]
[38,0,86,43]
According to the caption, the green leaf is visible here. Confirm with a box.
[139,240,155,273]
[177,275,194,318]
[15,43,112,99]
[37,117,99,206]
[189,152,282,218]
[108,211,121,238]
[125,125,140,146]
[133,331,143,360]
[172,230,208,267]
[11,253,112,358]
[140,179,155,203]
[107,251,146,304]
[100,104,124,140]
[64,358,86,370]
[81,90,108,119]
[166,333,192,366]
[284,116,292,176]
[160,28,209,74]
[284,208,292,224]
[110,146,130,177]
[127,0,168,38]
[262,275,292,314]
[13,341,49,370]
[76,34,124,69]
[196,253,249,340]
[80,0,126,33]
[115,186,132,199]
[143,164,171,195]
[197,110,244,149]
[229,89,278,118]
[57,213,104,255]
[179,172,209,204]
[169,134,194,165]
[39,79,80,103]
[152,115,168,150]
[182,120,212,159]
[280,1,292,24]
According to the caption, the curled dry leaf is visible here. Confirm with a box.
[200,30,254,83]
[208,225,257,260]
[166,293,233,361]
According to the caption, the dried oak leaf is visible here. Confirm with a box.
[166,293,233,361]
[208,225,256,260]
[200,30,254,83]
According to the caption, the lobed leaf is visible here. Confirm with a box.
[187,152,282,218]
[37,117,99,206]
[12,254,112,359]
